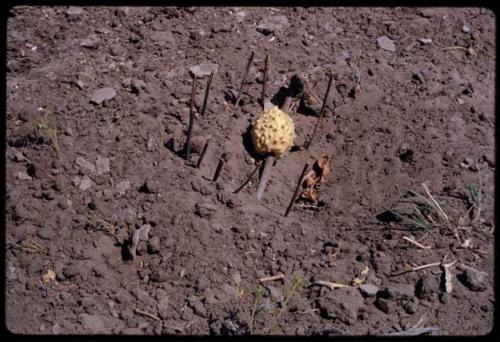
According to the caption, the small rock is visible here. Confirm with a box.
[141,178,159,194]
[95,157,110,175]
[75,157,96,173]
[403,301,417,314]
[80,313,106,334]
[462,24,471,33]
[79,175,93,191]
[359,284,379,297]
[115,180,130,195]
[66,7,83,15]
[76,80,85,89]
[460,157,477,170]
[377,36,396,52]
[460,269,488,292]
[418,37,433,44]
[90,87,116,105]
[121,207,136,225]
[80,34,100,49]
[52,323,61,335]
[147,236,161,254]
[482,153,495,167]
[36,226,55,240]
[190,300,208,318]
[375,297,392,314]
[316,287,364,325]
[150,270,168,282]
[150,31,176,45]
[386,283,415,300]
[194,202,217,218]
[16,171,32,180]
[63,264,80,278]
[256,15,289,35]
[188,62,218,78]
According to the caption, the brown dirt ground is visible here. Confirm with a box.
[4,6,495,335]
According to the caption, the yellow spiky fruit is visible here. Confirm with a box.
[251,106,295,159]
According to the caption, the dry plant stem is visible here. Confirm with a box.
[284,162,309,217]
[384,327,439,336]
[403,236,431,249]
[201,71,214,116]
[134,308,161,321]
[259,273,285,283]
[233,162,261,194]
[213,157,224,182]
[312,280,350,290]
[184,74,198,160]
[235,51,255,106]
[421,182,448,222]
[256,156,274,200]
[392,262,441,276]
[261,54,270,110]
[196,139,210,168]
[304,71,334,150]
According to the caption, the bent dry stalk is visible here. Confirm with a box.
[184,74,198,160]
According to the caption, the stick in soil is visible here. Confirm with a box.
[184,74,198,160]
[213,157,224,182]
[256,156,274,200]
[284,162,309,217]
[234,51,255,106]
[196,139,210,168]
[201,71,214,116]
[304,70,335,150]
[259,273,285,283]
[134,308,161,321]
[233,161,261,194]
[261,54,270,110]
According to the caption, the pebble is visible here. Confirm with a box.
[80,34,100,49]
[67,7,83,15]
[150,270,168,282]
[482,153,495,167]
[80,313,106,334]
[90,87,116,105]
[150,31,176,45]
[377,36,396,52]
[36,226,55,240]
[115,180,130,195]
[462,24,471,33]
[375,297,392,314]
[122,207,136,225]
[141,178,159,194]
[16,171,32,180]
[386,283,415,300]
[75,157,96,173]
[418,37,433,44]
[79,175,93,191]
[359,283,379,297]
[188,62,218,78]
[256,15,289,35]
[460,269,488,292]
[95,157,110,175]
[147,236,161,254]
[316,287,364,325]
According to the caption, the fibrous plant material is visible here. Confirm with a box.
[299,155,331,203]
[261,54,270,109]
[213,156,224,182]
[37,108,62,162]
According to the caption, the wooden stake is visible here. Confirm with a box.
[304,70,335,150]
[184,74,198,160]
[259,273,285,283]
[284,162,309,217]
[196,139,210,168]
[233,161,261,194]
[234,51,255,106]
[201,71,214,116]
[261,54,270,110]
[213,156,224,182]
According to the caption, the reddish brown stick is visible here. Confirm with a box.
[201,71,214,116]
[196,139,210,168]
[233,162,261,194]
[304,70,335,150]
[261,54,270,110]
[184,74,198,160]
[284,162,309,217]
[234,51,255,106]
[213,157,224,182]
